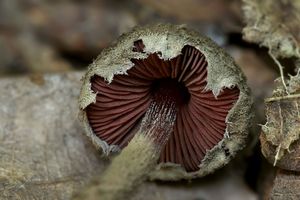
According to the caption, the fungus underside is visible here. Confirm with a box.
[86,40,240,172]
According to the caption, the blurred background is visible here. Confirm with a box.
[0,0,279,75]
[0,0,291,199]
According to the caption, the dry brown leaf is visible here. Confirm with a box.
[243,0,300,171]
[260,71,300,171]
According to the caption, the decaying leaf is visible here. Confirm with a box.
[243,0,300,58]
[260,71,300,171]
[243,0,300,172]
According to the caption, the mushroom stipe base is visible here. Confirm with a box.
[73,134,158,200]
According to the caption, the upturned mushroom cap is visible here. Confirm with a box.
[79,24,252,180]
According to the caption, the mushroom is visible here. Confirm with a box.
[76,24,252,200]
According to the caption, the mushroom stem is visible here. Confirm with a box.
[72,134,158,200]
[74,98,177,200]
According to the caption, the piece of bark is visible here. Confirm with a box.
[264,169,300,200]
[0,72,258,200]
[0,72,106,200]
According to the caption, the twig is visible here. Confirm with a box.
[265,93,300,102]
[269,52,289,95]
